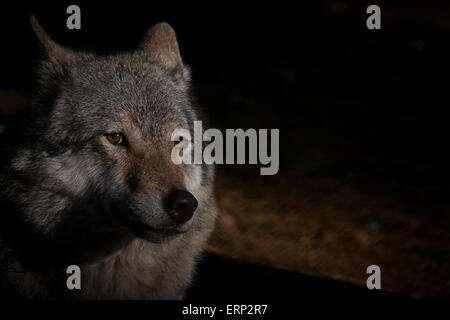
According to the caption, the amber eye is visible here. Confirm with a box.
[105,133,124,145]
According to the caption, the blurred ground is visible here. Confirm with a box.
[208,168,450,299]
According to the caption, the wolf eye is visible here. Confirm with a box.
[105,133,125,146]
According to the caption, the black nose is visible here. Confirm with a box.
[165,189,198,224]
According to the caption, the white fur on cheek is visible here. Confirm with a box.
[45,153,89,195]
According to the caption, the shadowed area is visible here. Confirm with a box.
[187,252,410,301]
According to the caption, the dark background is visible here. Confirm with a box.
[0,1,449,299]
[1,1,450,184]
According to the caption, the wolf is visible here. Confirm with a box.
[0,16,217,299]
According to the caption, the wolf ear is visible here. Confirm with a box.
[140,22,185,72]
[29,15,75,65]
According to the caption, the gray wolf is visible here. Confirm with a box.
[0,16,217,299]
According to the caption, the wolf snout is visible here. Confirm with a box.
[164,189,198,224]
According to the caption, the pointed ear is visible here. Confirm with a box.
[140,22,184,71]
[29,15,75,65]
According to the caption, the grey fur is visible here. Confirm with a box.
[0,17,217,299]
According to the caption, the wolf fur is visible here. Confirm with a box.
[0,17,217,299]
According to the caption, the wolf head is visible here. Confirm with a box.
[0,17,216,266]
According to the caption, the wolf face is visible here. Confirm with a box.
[0,17,217,298]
